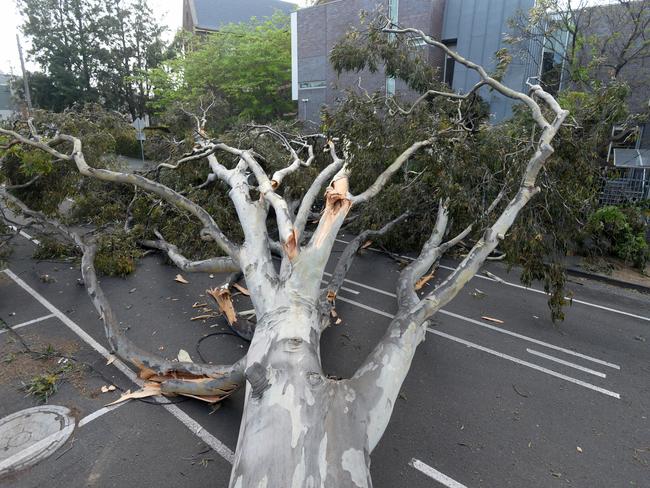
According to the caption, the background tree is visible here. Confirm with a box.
[507,0,650,97]
[18,0,108,107]
[149,12,293,131]
[101,0,166,117]
[16,0,165,116]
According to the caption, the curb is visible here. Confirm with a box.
[565,266,650,294]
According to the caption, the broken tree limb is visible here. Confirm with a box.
[294,140,345,241]
[140,229,239,273]
[349,40,567,456]
[0,129,241,262]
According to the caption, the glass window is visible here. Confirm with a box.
[299,80,326,89]
[443,42,457,88]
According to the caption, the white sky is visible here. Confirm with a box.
[0,0,603,75]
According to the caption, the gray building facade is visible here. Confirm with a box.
[292,0,536,124]
[0,73,15,120]
[183,0,297,33]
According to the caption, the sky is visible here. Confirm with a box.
[0,0,606,75]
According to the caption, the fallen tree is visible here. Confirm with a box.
[0,21,567,488]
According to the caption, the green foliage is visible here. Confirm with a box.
[326,21,640,321]
[582,206,649,269]
[95,230,144,277]
[330,14,443,94]
[21,371,61,403]
[149,13,294,131]
[0,105,135,214]
[33,238,78,261]
[16,0,165,116]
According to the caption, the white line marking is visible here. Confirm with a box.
[2,268,235,464]
[320,279,359,295]
[335,294,620,399]
[0,402,127,472]
[439,310,621,370]
[0,313,56,334]
[163,403,235,463]
[336,296,393,319]
[77,403,127,428]
[8,225,40,245]
[526,349,606,378]
[334,238,650,323]
[330,273,620,370]
[409,458,468,488]
[428,328,620,399]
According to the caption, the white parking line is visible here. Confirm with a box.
[320,279,359,295]
[334,295,621,399]
[0,313,56,335]
[77,403,128,428]
[439,310,621,370]
[526,349,606,378]
[329,273,621,370]
[7,225,40,245]
[409,458,468,488]
[334,238,650,323]
[428,329,620,399]
[2,268,235,464]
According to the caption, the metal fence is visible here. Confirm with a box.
[599,167,650,206]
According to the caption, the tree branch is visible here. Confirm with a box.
[322,212,409,311]
[294,139,345,241]
[140,230,239,273]
[0,128,241,261]
[349,137,435,205]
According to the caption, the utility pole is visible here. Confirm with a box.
[16,34,33,114]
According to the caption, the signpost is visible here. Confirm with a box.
[131,117,147,164]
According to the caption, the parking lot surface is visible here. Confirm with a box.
[1,233,649,487]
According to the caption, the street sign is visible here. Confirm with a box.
[131,117,148,160]
[132,117,147,131]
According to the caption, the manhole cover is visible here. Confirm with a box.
[0,405,75,476]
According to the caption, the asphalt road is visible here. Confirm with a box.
[1,232,649,488]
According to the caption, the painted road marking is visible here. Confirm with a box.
[7,226,40,245]
[328,272,621,370]
[0,313,56,335]
[334,295,621,399]
[77,403,127,428]
[409,458,468,488]
[334,238,650,323]
[2,268,235,464]
[526,349,606,378]
[439,310,621,370]
[428,329,620,399]
[320,279,360,295]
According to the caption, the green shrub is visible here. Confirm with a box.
[33,237,78,260]
[582,205,649,269]
[114,132,141,158]
[95,229,143,277]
